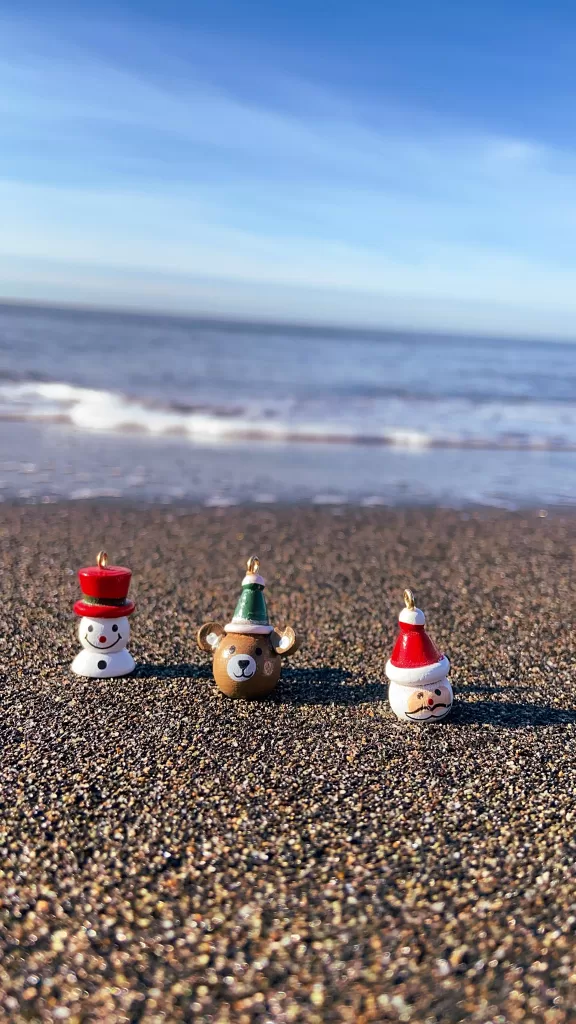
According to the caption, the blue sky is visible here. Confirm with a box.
[1,1,576,336]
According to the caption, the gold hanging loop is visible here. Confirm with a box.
[403,588,416,610]
[247,555,260,575]
[97,550,109,569]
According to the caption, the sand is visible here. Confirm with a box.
[0,502,575,1023]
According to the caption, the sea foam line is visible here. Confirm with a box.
[0,380,575,451]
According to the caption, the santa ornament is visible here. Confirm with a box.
[197,555,299,698]
[71,551,136,679]
[385,589,453,723]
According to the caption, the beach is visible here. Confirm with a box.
[0,501,575,1022]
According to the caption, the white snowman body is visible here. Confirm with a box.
[71,615,135,678]
[386,601,453,723]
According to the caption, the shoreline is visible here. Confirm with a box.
[1,419,576,509]
[0,495,574,519]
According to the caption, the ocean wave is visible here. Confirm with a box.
[0,379,575,451]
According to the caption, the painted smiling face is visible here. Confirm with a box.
[404,682,453,722]
[216,633,280,697]
[79,615,130,653]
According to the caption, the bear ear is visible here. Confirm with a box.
[271,626,299,657]
[197,622,225,652]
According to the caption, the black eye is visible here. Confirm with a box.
[417,692,423,699]
[435,689,442,696]
[112,624,118,632]
[255,647,262,656]
[227,645,236,656]
[88,625,94,632]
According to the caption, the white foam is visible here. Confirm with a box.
[0,379,575,452]
[69,487,123,499]
[312,494,347,504]
[204,495,239,506]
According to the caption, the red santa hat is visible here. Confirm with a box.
[74,550,135,619]
[385,589,450,686]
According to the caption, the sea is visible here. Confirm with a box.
[0,302,574,508]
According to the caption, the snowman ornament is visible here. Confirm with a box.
[385,589,453,723]
[71,551,136,679]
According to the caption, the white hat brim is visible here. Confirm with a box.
[224,622,273,635]
[385,655,450,686]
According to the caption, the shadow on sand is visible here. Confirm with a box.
[280,672,576,724]
[451,699,576,728]
[456,683,531,696]
[132,662,211,682]
[130,665,576,726]
[277,668,387,706]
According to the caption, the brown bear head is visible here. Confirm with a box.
[197,622,298,699]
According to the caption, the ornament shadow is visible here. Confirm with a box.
[451,699,576,728]
[131,662,212,682]
[277,668,387,706]
[456,683,531,695]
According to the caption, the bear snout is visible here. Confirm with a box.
[226,653,257,681]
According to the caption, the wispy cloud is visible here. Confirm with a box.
[0,13,575,335]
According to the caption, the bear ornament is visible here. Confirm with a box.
[197,556,299,698]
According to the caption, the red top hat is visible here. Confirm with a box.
[74,550,135,618]
[386,589,450,686]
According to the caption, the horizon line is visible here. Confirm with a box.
[0,296,573,348]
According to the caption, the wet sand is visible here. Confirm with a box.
[0,503,575,1023]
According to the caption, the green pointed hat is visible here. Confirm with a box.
[224,555,273,634]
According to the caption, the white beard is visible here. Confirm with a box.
[71,648,135,679]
